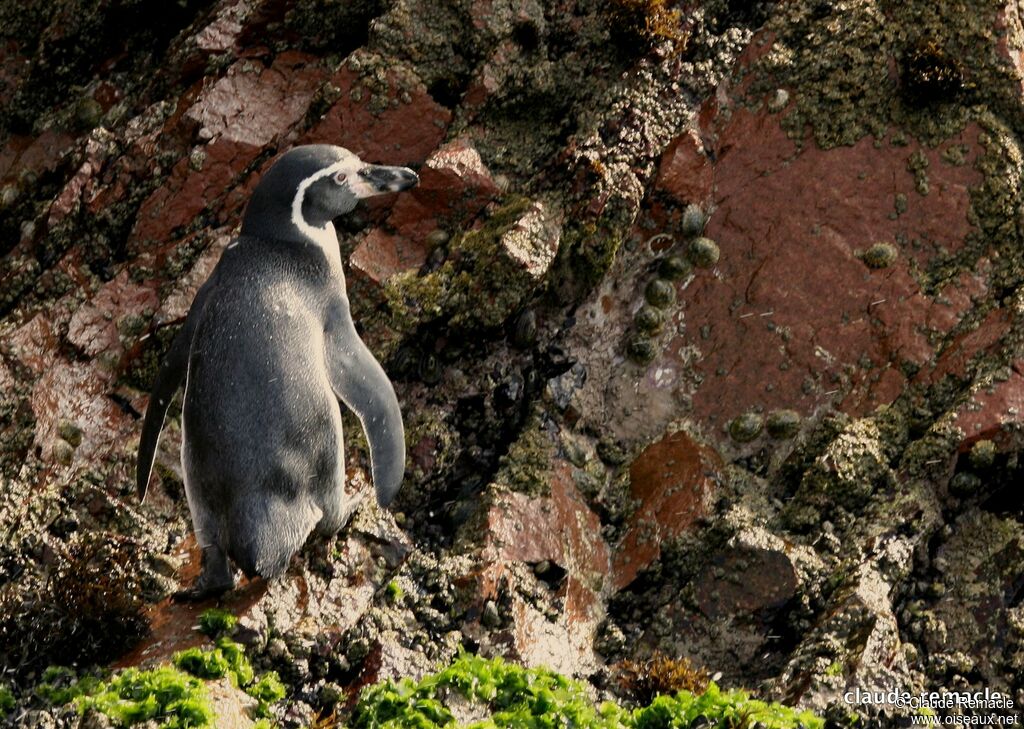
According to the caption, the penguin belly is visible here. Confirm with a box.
[181,287,346,579]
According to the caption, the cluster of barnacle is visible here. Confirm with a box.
[626,205,719,366]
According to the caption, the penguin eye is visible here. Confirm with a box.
[333,171,348,184]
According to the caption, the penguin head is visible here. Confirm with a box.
[242,145,419,239]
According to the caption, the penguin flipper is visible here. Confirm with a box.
[136,277,216,501]
[324,296,406,506]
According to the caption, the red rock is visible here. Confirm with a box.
[155,230,233,324]
[31,360,135,462]
[409,434,438,474]
[131,54,324,245]
[194,0,252,54]
[996,3,1024,96]
[481,461,610,622]
[656,128,713,206]
[47,160,95,227]
[460,41,518,116]
[0,360,14,394]
[499,201,561,279]
[185,52,322,146]
[302,61,450,165]
[350,138,500,284]
[668,108,984,432]
[953,361,1024,450]
[4,315,58,376]
[46,131,116,228]
[0,40,26,104]
[693,546,798,618]
[67,272,160,361]
[612,430,720,591]
[93,82,121,111]
[0,129,75,184]
[922,306,1010,385]
[419,138,501,221]
[351,229,429,284]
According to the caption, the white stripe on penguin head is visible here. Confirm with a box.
[290,159,350,239]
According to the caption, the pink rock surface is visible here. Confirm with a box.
[482,462,610,622]
[67,272,160,360]
[953,361,1024,450]
[47,134,115,229]
[0,130,75,184]
[302,63,450,165]
[155,230,233,324]
[656,127,714,207]
[693,546,799,618]
[131,53,324,245]
[31,360,135,463]
[4,314,58,376]
[194,0,252,54]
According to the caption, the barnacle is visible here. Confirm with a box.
[644,279,676,308]
[729,412,764,442]
[658,255,691,281]
[634,305,665,333]
[861,242,898,269]
[686,237,720,268]
[627,335,657,364]
[766,409,802,439]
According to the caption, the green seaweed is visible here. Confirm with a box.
[173,636,284,718]
[0,683,14,717]
[197,608,238,638]
[36,666,103,705]
[76,666,214,728]
[351,652,823,728]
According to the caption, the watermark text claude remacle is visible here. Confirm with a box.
[844,687,1017,724]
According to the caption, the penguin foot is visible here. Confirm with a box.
[172,545,235,602]
[171,580,233,602]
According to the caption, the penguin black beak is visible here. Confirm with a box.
[357,165,419,194]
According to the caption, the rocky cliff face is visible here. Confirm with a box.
[2,0,1024,725]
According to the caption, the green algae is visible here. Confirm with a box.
[351,652,824,728]
[34,627,285,726]
[197,608,238,638]
[0,683,13,717]
[173,636,285,717]
[77,667,213,728]
[174,638,255,688]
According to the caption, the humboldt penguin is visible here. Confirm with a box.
[137,144,417,599]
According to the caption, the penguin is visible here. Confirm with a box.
[136,144,418,600]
